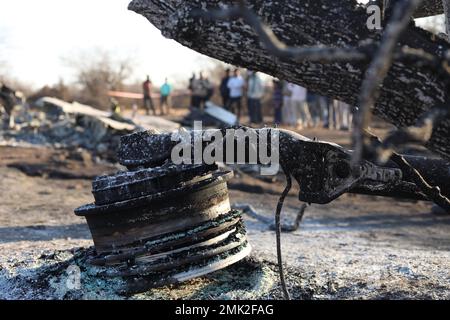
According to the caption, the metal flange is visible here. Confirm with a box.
[75,162,251,292]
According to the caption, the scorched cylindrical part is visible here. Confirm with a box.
[75,162,251,292]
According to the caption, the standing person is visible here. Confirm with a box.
[280,81,288,125]
[203,75,214,106]
[219,69,231,108]
[329,99,353,130]
[328,99,339,130]
[191,72,209,110]
[307,92,321,127]
[317,95,331,128]
[247,71,265,124]
[160,78,172,115]
[288,83,312,129]
[337,100,353,131]
[142,75,155,115]
[227,69,245,121]
[272,79,283,125]
[282,81,294,126]
[191,72,204,109]
[188,73,196,108]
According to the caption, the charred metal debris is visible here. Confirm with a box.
[76,126,450,296]
[75,148,251,293]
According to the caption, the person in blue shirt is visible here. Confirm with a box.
[160,78,172,115]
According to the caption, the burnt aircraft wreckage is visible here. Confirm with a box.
[75,151,251,293]
[75,126,450,293]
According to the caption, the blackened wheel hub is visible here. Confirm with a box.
[75,161,251,293]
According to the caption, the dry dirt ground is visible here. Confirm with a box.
[0,127,449,300]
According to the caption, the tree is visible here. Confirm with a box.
[129,0,450,161]
[65,49,134,109]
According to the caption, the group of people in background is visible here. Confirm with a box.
[189,72,214,110]
[273,80,353,130]
[219,68,264,123]
[217,68,354,131]
[188,68,264,124]
[139,70,353,132]
[142,75,172,116]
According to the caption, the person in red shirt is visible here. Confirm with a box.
[142,75,155,115]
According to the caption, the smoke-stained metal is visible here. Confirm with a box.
[75,154,251,293]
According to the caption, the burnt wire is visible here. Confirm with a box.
[275,171,292,300]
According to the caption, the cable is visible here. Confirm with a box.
[275,172,292,300]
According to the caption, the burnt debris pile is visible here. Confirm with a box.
[1,97,136,161]
[75,130,251,293]
[1,97,179,161]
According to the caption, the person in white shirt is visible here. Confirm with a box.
[330,99,353,130]
[227,69,245,121]
[247,71,265,124]
[281,81,292,126]
[288,83,312,129]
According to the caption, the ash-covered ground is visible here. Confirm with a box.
[1,128,449,300]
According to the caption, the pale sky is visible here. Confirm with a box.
[0,0,445,89]
[0,0,215,88]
